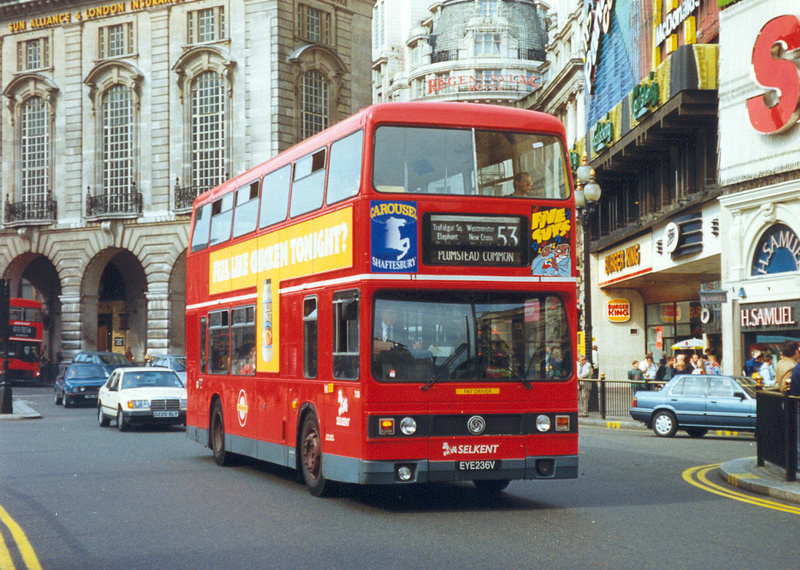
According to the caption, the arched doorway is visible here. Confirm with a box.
[83,249,147,362]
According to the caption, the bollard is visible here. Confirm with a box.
[0,381,12,414]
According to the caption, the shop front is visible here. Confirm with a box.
[717,0,800,377]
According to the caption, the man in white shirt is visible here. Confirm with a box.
[577,354,593,417]
[642,356,658,385]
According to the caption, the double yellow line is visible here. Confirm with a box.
[683,463,800,515]
[0,504,42,570]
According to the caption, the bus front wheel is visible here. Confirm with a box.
[300,413,330,497]
[211,400,233,466]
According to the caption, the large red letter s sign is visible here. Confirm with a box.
[747,15,800,134]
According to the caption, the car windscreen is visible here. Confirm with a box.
[121,371,184,390]
[66,365,107,380]
[99,353,130,366]
[170,358,186,372]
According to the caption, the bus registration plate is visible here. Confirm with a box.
[456,460,501,471]
[154,411,179,418]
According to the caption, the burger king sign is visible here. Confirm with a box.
[607,298,631,322]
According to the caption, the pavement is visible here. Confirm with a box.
[3,394,798,504]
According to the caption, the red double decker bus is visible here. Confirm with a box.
[1,299,43,383]
[186,102,578,495]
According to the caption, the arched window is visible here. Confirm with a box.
[191,71,227,191]
[301,70,329,139]
[21,96,49,204]
[102,84,133,207]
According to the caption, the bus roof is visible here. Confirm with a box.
[192,102,567,209]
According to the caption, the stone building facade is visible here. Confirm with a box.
[0,0,372,366]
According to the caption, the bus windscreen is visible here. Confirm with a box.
[373,126,569,199]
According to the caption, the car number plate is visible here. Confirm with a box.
[456,460,501,471]
[86,394,97,399]
[154,411,179,418]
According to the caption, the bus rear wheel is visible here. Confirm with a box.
[211,400,233,466]
[300,413,330,497]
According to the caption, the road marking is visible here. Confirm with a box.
[0,504,42,570]
[683,464,800,516]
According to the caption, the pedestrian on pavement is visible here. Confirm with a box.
[577,354,592,417]
[591,344,599,379]
[706,352,721,375]
[674,354,687,373]
[628,360,645,391]
[642,356,658,388]
[689,353,704,374]
[776,341,800,393]
[656,356,675,383]
[759,353,775,386]
[639,351,654,372]
[745,349,763,376]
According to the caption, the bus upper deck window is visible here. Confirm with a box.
[209,192,235,247]
[233,179,260,238]
[259,165,291,229]
[191,203,212,252]
[291,149,326,218]
[327,130,364,204]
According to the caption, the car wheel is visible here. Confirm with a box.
[98,404,110,427]
[686,427,708,438]
[63,396,71,408]
[54,390,62,406]
[652,410,678,437]
[473,479,511,496]
[300,413,330,497]
[211,400,233,466]
[117,408,128,432]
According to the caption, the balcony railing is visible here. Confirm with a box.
[5,196,57,224]
[86,183,142,217]
[431,50,458,63]
[174,179,209,212]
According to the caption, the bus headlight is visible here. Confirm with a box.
[399,417,417,435]
[535,414,551,432]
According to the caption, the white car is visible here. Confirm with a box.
[97,367,187,431]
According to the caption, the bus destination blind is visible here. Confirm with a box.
[423,213,527,267]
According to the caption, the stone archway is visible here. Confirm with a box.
[3,253,62,379]
[82,249,147,361]
[168,250,186,353]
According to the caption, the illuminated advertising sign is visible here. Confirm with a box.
[747,15,800,134]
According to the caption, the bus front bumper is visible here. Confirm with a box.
[326,454,579,485]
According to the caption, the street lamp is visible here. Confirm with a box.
[575,155,601,370]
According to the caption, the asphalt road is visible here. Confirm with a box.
[1,387,797,569]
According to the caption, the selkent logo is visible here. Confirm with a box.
[441,442,499,457]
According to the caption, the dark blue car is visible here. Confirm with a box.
[630,374,758,437]
[55,363,109,408]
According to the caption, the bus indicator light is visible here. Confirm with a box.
[379,418,395,436]
[555,415,570,432]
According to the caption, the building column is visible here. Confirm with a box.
[145,289,170,358]
[58,291,83,362]
[566,97,577,149]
